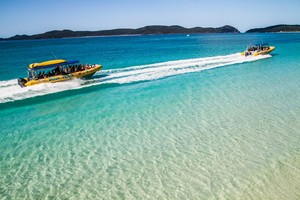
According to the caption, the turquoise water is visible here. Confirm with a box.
[1,33,300,199]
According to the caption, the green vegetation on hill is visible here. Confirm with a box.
[1,25,240,40]
[246,24,300,33]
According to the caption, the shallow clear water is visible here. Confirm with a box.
[0,33,300,199]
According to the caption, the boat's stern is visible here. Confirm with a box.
[18,78,28,87]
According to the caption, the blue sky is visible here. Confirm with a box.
[0,0,299,37]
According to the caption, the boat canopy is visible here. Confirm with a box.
[28,59,79,70]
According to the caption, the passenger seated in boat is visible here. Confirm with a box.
[47,71,52,77]
[37,72,42,79]
[62,67,68,75]
[58,66,62,74]
[70,65,73,73]
[64,67,68,74]
[80,64,84,71]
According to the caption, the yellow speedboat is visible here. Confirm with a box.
[241,44,275,56]
[18,59,102,87]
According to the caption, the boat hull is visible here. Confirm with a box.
[20,64,102,87]
[253,46,275,56]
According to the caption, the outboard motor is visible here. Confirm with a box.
[18,78,27,87]
[244,51,252,57]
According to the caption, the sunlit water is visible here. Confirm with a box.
[0,33,300,199]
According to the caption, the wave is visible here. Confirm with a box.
[0,53,270,103]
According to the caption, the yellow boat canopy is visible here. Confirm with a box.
[28,59,79,70]
[29,59,66,69]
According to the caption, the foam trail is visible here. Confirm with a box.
[0,53,270,103]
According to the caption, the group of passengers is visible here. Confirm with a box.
[34,64,96,79]
[247,46,270,52]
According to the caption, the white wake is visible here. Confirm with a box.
[0,53,270,103]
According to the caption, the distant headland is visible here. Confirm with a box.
[1,24,300,41]
[0,25,239,40]
[246,24,300,33]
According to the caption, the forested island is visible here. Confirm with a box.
[0,25,239,40]
[2,24,300,41]
[246,24,300,33]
